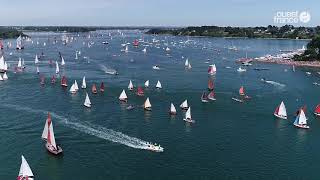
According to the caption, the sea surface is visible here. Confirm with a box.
[0,30,318,179]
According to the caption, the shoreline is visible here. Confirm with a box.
[253,59,320,68]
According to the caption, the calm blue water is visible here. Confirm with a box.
[0,30,318,179]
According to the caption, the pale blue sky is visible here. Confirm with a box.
[0,0,318,26]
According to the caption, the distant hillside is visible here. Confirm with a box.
[147,25,320,39]
[294,35,320,61]
[0,27,26,39]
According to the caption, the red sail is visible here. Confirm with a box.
[47,113,52,144]
[315,104,320,113]
[208,91,215,98]
[100,82,105,92]
[136,86,144,96]
[274,105,280,115]
[133,39,139,46]
[208,79,214,90]
[239,86,245,95]
[92,83,97,94]
[60,76,67,86]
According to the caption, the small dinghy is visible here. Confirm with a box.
[237,67,246,72]
[42,112,63,155]
[17,155,34,180]
[293,109,310,129]
[144,97,152,111]
[180,99,189,110]
[314,104,320,116]
[60,76,68,87]
[119,90,128,102]
[152,65,160,70]
[55,61,60,74]
[34,54,39,64]
[136,86,144,96]
[232,97,244,103]
[183,107,195,123]
[92,83,97,94]
[84,93,92,108]
[208,64,216,75]
[156,80,162,89]
[69,82,77,94]
[36,66,40,74]
[128,80,134,91]
[201,92,209,102]
[239,86,251,99]
[208,91,216,101]
[100,82,105,93]
[126,105,135,110]
[274,101,287,119]
[169,103,177,115]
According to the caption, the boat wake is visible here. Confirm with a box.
[1,104,152,151]
[261,79,286,87]
[99,64,118,75]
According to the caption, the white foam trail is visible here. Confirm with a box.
[1,104,151,150]
[98,64,117,75]
[265,80,286,87]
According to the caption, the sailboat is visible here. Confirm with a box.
[41,112,63,155]
[75,52,78,60]
[128,80,134,91]
[208,79,214,91]
[208,91,216,101]
[169,103,177,115]
[92,83,97,94]
[51,75,56,84]
[136,86,144,96]
[133,39,139,47]
[201,92,209,102]
[0,74,3,81]
[55,61,60,74]
[144,97,152,111]
[0,56,7,72]
[183,107,194,123]
[100,82,105,92]
[187,62,192,69]
[274,101,287,119]
[142,47,147,53]
[16,35,24,50]
[17,155,34,180]
[165,47,170,52]
[119,89,128,102]
[17,57,22,70]
[180,99,189,110]
[3,72,8,80]
[60,76,68,87]
[84,93,92,108]
[69,82,77,94]
[61,56,65,66]
[156,80,162,89]
[34,55,39,64]
[293,109,310,129]
[36,66,40,74]
[81,76,86,89]
[125,46,129,53]
[208,64,216,75]
[74,80,79,91]
[314,104,320,116]
[144,80,149,88]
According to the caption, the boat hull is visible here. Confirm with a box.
[183,118,195,123]
[181,107,189,111]
[232,97,244,103]
[119,99,128,102]
[314,112,320,116]
[45,142,63,155]
[169,111,177,115]
[274,113,287,120]
[294,123,310,129]
[144,107,152,111]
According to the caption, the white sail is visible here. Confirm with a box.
[55,61,59,74]
[119,89,127,100]
[278,101,287,117]
[128,80,133,90]
[69,83,76,93]
[3,72,8,80]
[74,80,79,90]
[156,80,162,89]
[34,55,39,64]
[142,47,147,53]
[84,93,91,107]
[125,46,128,53]
[75,52,78,60]
[17,58,22,68]
[170,103,177,113]
[208,64,216,74]
[0,74,3,81]
[185,59,189,67]
[180,100,188,108]
[4,62,7,71]
[185,107,192,119]
[36,66,39,73]
[188,62,192,69]
[81,76,86,89]
[61,56,65,66]
[0,56,5,70]
[41,115,49,139]
[144,80,149,88]
[296,110,307,125]
[144,97,152,108]
[166,47,170,51]
[18,155,34,178]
